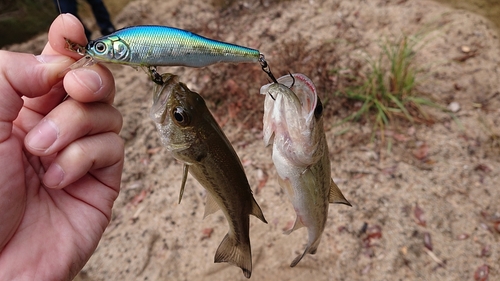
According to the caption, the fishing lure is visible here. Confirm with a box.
[65,25,276,83]
[85,25,261,67]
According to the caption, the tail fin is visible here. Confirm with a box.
[214,234,252,278]
[290,237,322,267]
[290,247,308,267]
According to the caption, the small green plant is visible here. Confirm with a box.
[340,35,435,140]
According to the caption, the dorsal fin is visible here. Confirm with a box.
[329,179,352,206]
[250,196,267,223]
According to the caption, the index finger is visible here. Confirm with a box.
[43,14,87,60]
[45,14,115,104]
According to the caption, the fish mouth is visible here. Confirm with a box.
[279,74,317,122]
[261,73,318,122]
[260,73,321,166]
[150,73,178,124]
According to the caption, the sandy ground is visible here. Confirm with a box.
[6,0,500,280]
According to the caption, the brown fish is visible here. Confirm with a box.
[261,73,351,267]
[150,73,267,278]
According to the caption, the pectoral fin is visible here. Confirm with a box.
[329,179,352,206]
[203,193,221,219]
[283,216,305,235]
[178,164,189,204]
[277,176,294,198]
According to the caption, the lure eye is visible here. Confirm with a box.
[94,42,107,53]
[172,107,190,126]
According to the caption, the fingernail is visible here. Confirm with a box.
[35,54,71,64]
[72,68,103,94]
[26,119,59,151]
[44,164,64,188]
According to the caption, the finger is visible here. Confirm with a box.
[20,81,66,118]
[44,14,87,60]
[0,51,73,142]
[18,64,116,141]
[24,99,122,155]
[0,52,72,100]
[42,132,124,189]
[21,62,116,121]
[64,64,116,104]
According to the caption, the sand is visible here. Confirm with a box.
[7,0,500,280]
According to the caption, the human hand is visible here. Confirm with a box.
[0,14,123,280]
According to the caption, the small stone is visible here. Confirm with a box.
[448,101,460,112]
[461,45,471,53]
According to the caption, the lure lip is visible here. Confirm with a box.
[65,38,87,56]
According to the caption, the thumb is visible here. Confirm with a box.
[0,51,73,142]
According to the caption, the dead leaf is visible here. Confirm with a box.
[130,189,148,207]
[414,203,426,226]
[147,147,162,154]
[393,133,409,142]
[474,164,491,173]
[480,245,491,257]
[282,220,294,232]
[366,225,382,240]
[453,49,478,62]
[381,165,398,176]
[474,264,489,281]
[224,79,241,95]
[256,169,268,194]
[227,102,241,119]
[413,143,429,160]
[201,228,214,240]
[423,232,432,251]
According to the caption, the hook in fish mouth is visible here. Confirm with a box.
[265,72,297,101]
[288,72,295,89]
[259,55,299,102]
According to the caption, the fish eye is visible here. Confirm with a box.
[94,42,107,53]
[172,107,190,125]
[314,97,323,119]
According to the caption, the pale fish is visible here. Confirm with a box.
[150,73,267,278]
[260,73,351,267]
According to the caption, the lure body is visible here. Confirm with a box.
[86,25,260,67]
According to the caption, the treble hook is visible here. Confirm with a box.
[259,54,278,84]
[288,72,295,89]
[259,54,277,100]
[149,66,164,85]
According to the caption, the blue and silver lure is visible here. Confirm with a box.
[66,25,276,84]
[81,25,261,67]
